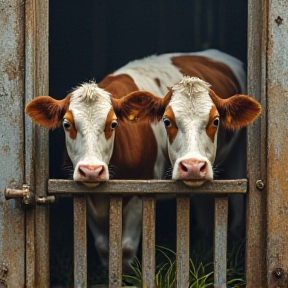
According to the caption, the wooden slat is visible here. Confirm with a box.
[142,196,156,288]
[48,179,247,195]
[246,0,268,287]
[266,0,288,285]
[109,196,123,288]
[74,196,87,288]
[214,197,228,287]
[176,196,190,288]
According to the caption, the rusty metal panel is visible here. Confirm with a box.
[266,0,288,286]
[214,197,228,287]
[48,179,247,195]
[109,196,123,288]
[176,196,190,288]
[246,1,268,287]
[142,196,156,288]
[0,0,25,287]
[24,0,50,286]
[74,196,87,288]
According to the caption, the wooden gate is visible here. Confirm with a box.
[1,0,288,287]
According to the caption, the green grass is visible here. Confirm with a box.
[122,241,246,288]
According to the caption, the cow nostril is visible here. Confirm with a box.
[98,166,104,176]
[180,162,188,172]
[200,162,207,173]
[78,166,86,177]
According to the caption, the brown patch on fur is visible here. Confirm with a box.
[209,89,262,130]
[206,105,219,142]
[171,55,241,98]
[104,109,117,140]
[154,78,161,88]
[109,120,158,179]
[63,110,77,139]
[99,74,139,99]
[164,106,178,144]
[25,94,71,129]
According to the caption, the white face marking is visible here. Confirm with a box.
[167,77,218,181]
[64,83,115,182]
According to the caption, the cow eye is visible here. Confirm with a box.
[212,117,220,127]
[110,120,118,130]
[163,117,171,128]
[63,119,71,130]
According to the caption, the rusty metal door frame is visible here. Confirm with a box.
[24,0,50,287]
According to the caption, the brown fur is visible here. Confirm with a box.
[206,105,219,143]
[99,74,139,99]
[25,94,71,130]
[104,109,117,140]
[163,106,178,144]
[208,90,262,130]
[63,110,77,139]
[171,55,241,98]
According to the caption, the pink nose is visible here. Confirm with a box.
[77,164,106,182]
[178,158,208,180]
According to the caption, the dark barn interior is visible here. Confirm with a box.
[49,0,247,286]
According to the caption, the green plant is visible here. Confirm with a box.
[122,242,246,288]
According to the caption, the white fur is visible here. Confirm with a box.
[168,77,217,180]
[66,82,114,181]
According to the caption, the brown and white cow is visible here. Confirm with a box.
[25,49,261,264]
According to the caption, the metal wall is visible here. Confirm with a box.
[0,1,25,287]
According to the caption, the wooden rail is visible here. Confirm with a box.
[48,179,247,195]
[48,179,247,288]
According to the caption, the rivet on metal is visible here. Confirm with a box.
[275,16,283,26]
[275,267,283,279]
[0,264,8,279]
[256,180,265,190]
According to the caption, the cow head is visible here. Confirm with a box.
[26,82,134,187]
[117,76,262,186]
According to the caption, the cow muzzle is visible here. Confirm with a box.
[177,158,212,187]
[75,164,109,187]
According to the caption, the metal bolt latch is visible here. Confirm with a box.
[36,195,55,204]
[4,184,34,205]
[4,185,55,206]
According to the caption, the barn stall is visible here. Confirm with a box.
[0,0,287,287]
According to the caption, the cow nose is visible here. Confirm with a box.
[77,164,105,181]
[178,158,208,179]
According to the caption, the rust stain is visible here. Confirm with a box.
[4,61,17,81]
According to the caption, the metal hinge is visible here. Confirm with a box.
[4,184,55,207]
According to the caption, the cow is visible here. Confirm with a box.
[25,49,261,265]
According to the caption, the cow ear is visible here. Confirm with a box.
[112,90,172,123]
[25,94,71,130]
[209,90,262,130]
